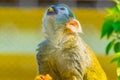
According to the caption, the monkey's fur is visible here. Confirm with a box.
[36,4,107,80]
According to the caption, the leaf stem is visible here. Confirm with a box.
[116,32,120,40]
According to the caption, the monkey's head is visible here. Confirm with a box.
[42,4,82,44]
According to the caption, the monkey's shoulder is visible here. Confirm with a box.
[36,40,50,54]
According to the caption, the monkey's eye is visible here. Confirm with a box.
[60,7,65,10]
[58,7,68,15]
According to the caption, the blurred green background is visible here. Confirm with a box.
[0,0,117,80]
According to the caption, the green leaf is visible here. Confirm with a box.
[114,52,120,57]
[112,0,120,4]
[117,76,120,80]
[111,52,120,63]
[106,4,120,17]
[106,8,115,17]
[113,21,120,32]
[114,42,120,52]
[101,20,114,38]
[116,4,120,11]
[106,39,115,55]
[117,60,120,79]
[111,57,120,63]
[114,5,120,13]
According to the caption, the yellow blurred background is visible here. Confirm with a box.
[0,7,117,80]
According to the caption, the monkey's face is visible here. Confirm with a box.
[42,4,82,36]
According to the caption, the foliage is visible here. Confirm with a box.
[101,0,120,80]
[101,0,120,55]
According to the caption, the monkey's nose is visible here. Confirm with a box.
[47,6,58,15]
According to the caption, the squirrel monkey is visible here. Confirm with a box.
[36,4,107,80]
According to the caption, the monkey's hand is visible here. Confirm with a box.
[34,74,52,80]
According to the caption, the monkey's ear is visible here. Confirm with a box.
[66,19,83,33]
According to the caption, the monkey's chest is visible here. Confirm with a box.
[44,49,83,70]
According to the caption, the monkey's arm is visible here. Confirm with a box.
[53,51,84,80]
[36,40,60,80]
[36,40,51,74]
[83,43,107,80]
